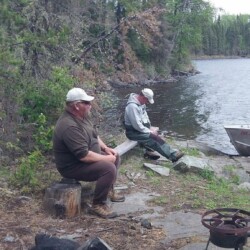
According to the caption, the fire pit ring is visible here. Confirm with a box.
[201,208,250,249]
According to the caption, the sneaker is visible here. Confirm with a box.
[90,204,118,219]
[144,150,160,160]
[172,151,184,163]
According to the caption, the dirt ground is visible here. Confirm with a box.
[0,176,170,250]
[0,142,249,250]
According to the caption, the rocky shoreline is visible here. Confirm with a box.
[173,139,250,182]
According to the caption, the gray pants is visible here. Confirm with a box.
[125,127,177,161]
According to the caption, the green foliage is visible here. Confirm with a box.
[167,0,214,68]
[151,195,168,205]
[0,166,10,178]
[173,171,249,211]
[99,91,116,110]
[0,0,28,28]
[222,165,240,185]
[20,67,74,123]
[149,176,162,186]
[119,167,127,175]
[199,167,214,180]
[112,0,142,13]
[223,164,236,172]
[200,14,250,56]
[127,29,151,63]
[33,113,54,153]
[10,150,45,193]
[0,1,25,113]
[20,26,70,50]
[5,141,23,157]
[204,177,248,208]
[143,64,157,78]
[146,169,156,177]
[182,147,200,157]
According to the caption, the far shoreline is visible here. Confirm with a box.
[191,55,250,60]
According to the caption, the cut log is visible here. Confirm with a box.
[114,126,159,156]
[114,139,138,156]
[43,179,82,218]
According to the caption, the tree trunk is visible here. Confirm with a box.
[43,179,82,218]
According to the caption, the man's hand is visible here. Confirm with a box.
[81,150,117,163]
[150,127,158,135]
[104,154,116,163]
[104,147,118,156]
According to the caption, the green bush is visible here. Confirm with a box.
[33,113,54,153]
[199,167,214,180]
[20,67,75,124]
[10,150,45,193]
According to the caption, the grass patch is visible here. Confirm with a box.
[222,165,240,185]
[0,166,10,178]
[143,169,250,211]
[151,195,168,205]
[199,167,214,180]
[181,147,200,157]
[148,175,162,186]
[204,177,249,208]
[173,172,250,210]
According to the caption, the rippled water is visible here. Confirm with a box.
[111,58,250,154]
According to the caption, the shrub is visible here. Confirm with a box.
[33,113,54,153]
[10,150,45,193]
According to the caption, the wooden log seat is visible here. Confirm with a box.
[114,126,159,156]
[43,178,82,218]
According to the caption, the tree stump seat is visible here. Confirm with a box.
[43,178,82,218]
[60,177,80,185]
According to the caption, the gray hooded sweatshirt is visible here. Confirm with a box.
[124,93,151,133]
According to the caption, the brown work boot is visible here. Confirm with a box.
[109,188,125,202]
[172,151,184,163]
[144,150,160,160]
[90,204,118,219]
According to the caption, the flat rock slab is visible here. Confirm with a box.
[180,242,250,250]
[143,163,170,176]
[206,155,238,175]
[111,190,163,218]
[233,156,250,174]
[178,242,244,250]
[173,139,237,156]
[152,211,208,243]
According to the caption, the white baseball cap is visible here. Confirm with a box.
[142,88,154,104]
[66,88,94,102]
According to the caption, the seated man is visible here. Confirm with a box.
[124,88,184,162]
[53,87,124,219]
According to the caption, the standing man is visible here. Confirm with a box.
[124,88,184,162]
[53,87,124,219]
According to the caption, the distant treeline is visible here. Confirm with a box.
[193,14,250,57]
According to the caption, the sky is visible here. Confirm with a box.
[206,0,250,15]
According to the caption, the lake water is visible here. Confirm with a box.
[110,58,250,155]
